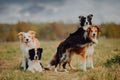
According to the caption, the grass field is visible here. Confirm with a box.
[0,39,120,80]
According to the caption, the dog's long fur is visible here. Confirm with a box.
[48,15,99,71]
[27,48,43,73]
[18,31,41,70]
[47,14,97,72]
[62,25,100,71]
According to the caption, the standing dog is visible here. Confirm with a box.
[18,31,40,70]
[62,25,100,71]
[46,14,95,72]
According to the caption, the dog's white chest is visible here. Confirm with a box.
[86,46,94,55]
[28,60,43,73]
[20,44,29,58]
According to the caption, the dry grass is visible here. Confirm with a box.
[0,39,120,80]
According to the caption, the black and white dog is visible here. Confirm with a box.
[27,48,43,73]
[47,14,94,72]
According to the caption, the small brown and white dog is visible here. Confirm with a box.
[62,25,100,71]
[18,31,40,70]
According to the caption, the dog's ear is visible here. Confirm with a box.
[18,32,24,36]
[94,25,101,32]
[29,49,35,60]
[37,48,43,60]
[37,48,43,53]
[79,16,86,27]
[28,31,36,37]
[98,26,101,32]
[29,49,35,55]
[88,14,93,17]
[18,32,24,39]
[87,14,93,25]
[87,14,93,19]
[78,16,86,19]
[86,26,91,32]
[78,16,83,19]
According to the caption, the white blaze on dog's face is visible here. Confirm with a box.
[24,33,32,43]
[87,25,100,44]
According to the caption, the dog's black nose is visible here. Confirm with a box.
[35,56,38,60]
[26,39,29,41]
[93,33,95,37]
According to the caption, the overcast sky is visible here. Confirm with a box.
[0,0,120,24]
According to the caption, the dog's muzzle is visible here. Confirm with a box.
[34,55,38,60]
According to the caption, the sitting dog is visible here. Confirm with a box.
[27,48,43,73]
[18,31,40,70]
[47,14,95,72]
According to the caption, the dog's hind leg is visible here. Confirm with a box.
[54,63,59,72]
[80,54,86,71]
[54,58,61,72]
[62,62,68,72]
[68,60,75,70]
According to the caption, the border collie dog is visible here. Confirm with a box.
[18,31,41,70]
[47,14,94,72]
[59,25,100,71]
[27,48,43,73]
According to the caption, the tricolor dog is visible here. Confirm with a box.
[18,31,40,70]
[46,14,97,72]
[62,25,100,71]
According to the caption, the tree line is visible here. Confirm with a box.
[0,21,120,42]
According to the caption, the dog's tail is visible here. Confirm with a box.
[43,67,50,70]
[40,63,50,71]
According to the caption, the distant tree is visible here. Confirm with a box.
[51,22,66,39]
[101,23,120,38]
[16,21,30,32]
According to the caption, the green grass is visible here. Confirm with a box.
[0,39,120,80]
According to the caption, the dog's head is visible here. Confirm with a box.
[87,25,100,43]
[29,48,43,61]
[18,31,36,46]
[18,32,32,46]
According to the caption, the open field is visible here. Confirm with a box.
[0,39,120,80]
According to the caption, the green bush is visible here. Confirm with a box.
[104,54,120,67]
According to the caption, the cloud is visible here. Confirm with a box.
[0,0,120,24]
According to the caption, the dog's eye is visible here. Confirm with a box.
[24,37,26,38]
[28,36,31,38]
[95,30,97,32]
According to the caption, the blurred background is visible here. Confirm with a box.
[0,0,120,42]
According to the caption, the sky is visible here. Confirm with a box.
[0,0,120,24]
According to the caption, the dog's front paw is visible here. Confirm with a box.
[54,68,58,72]
[27,69,35,73]
[64,69,69,72]
[80,65,86,72]
[38,69,43,72]
[91,65,94,69]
